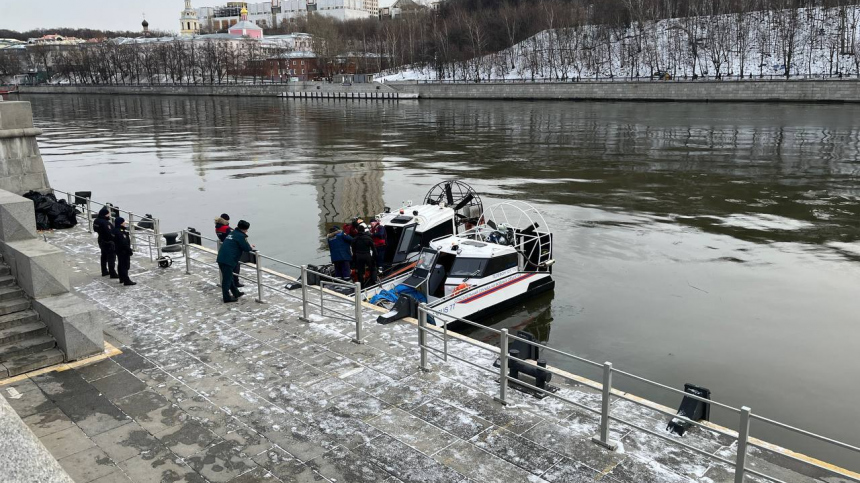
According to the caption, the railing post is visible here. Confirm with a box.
[299,265,310,322]
[319,281,325,317]
[352,281,363,344]
[128,213,136,250]
[85,198,92,233]
[735,406,751,483]
[254,252,264,303]
[154,218,163,259]
[183,230,191,275]
[592,362,618,450]
[418,303,429,372]
[494,329,509,405]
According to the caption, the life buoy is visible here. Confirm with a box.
[452,283,471,295]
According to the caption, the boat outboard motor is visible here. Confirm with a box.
[377,293,419,324]
[667,384,711,436]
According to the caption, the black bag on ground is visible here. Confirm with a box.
[35,212,50,230]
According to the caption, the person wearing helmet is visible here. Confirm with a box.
[216,220,254,303]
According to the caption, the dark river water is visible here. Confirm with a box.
[19,94,860,470]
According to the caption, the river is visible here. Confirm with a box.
[18,93,860,470]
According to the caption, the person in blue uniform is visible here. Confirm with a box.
[216,220,254,303]
[327,226,353,280]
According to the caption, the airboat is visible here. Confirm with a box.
[367,200,556,325]
[309,180,484,283]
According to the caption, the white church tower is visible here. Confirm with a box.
[180,0,199,35]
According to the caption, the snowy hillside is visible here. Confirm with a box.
[380,6,860,81]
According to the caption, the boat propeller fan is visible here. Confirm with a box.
[424,180,483,225]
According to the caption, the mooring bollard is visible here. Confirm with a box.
[255,252,264,303]
[592,362,618,450]
[299,265,309,322]
[735,407,751,483]
[183,230,191,275]
[353,281,363,344]
[418,304,429,372]
[495,329,509,405]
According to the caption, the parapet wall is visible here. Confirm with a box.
[20,82,401,97]
[387,79,860,102]
[0,101,51,195]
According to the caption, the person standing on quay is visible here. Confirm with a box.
[352,224,377,288]
[327,226,354,280]
[215,213,243,287]
[371,219,387,270]
[217,220,254,303]
[93,206,118,279]
[112,217,136,286]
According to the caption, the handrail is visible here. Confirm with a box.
[415,303,860,483]
[56,190,860,482]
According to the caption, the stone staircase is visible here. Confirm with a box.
[0,258,64,378]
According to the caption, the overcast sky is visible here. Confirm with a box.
[1,0,394,34]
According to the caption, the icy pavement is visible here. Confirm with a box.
[1,224,851,483]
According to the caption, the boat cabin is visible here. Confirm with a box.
[377,204,457,266]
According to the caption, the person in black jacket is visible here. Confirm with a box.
[215,213,243,287]
[351,224,377,288]
[112,217,136,286]
[216,220,254,303]
[93,207,118,278]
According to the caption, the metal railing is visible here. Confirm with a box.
[48,189,859,481]
[180,230,366,344]
[412,73,860,84]
[51,188,163,261]
[416,304,860,483]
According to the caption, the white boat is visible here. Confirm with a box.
[366,201,556,325]
[309,180,483,283]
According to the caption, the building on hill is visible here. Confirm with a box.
[228,6,264,38]
[197,1,377,32]
[181,0,201,35]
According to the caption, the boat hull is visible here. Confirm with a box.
[427,272,555,325]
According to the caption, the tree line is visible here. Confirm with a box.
[303,0,860,80]
[3,0,860,83]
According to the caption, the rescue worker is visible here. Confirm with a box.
[215,213,243,287]
[112,217,136,286]
[351,224,377,288]
[216,219,254,303]
[370,219,387,269]
[327,226,354,280]
[93,206,118,278]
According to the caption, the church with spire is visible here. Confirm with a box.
[180,0,200,35]
[227,5,263,39]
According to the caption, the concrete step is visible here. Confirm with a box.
[0,286,24,302]
[0,265,9,277]
[0,310,39,332]
[0,298,30,316]
[0,322,47,346]
[0,334,56,362]
[0,275,15,287]
[1,348,64,378]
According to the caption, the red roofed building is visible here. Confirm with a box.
[227,6,263,39]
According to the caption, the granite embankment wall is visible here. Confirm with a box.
[19,82,412,99]
[19,79,860,102]
[387,79,860,102]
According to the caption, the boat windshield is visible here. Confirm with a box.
[449,258,488,278]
